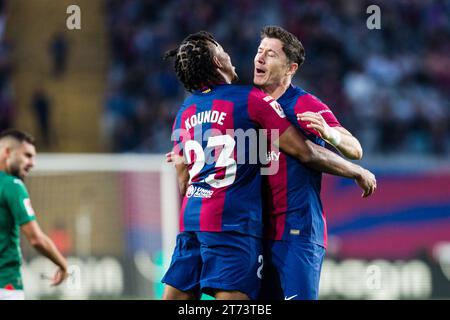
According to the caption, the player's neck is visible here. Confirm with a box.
[216,70,233,85]
[262,80,291,100]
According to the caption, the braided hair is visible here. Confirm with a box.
[164,31,225,92]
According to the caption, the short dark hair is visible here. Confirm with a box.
[0,129,35,146]
[261,26,305,67]
[164,31,224,92]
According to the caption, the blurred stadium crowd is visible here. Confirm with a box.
[0,0,13,134]
[0,0,448,156]
[102,0,450,156]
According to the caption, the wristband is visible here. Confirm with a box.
[328,128,342,146]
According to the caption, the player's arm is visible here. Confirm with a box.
[175,162,189,196]
[298,111,362,160]
[21,221,69,286]
[4,179,68,286]
[274,126,376,197]
[333,126,362,160]
[249,89,375,196]
[166,151,189,196]
[275,126,375,197]
[170,112,191,196]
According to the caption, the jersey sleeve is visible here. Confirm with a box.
[248,88,291,135]
[295,94,341,132]
[3,178,36,226]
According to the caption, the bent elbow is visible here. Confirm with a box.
[344,145,363,160]
[29,236,45,248]
[28,231,46,249]
[353,147,363,160]
[357,150,363,160]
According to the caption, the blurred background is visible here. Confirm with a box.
[0,0,449,299]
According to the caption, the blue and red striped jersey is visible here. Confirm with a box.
[172,84,290,237]
[263,85,341,248]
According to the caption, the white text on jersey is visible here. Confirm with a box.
[184,111,227,130]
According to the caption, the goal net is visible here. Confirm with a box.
[21,154,179,299]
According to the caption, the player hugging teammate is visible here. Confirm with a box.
[162,30,376,300]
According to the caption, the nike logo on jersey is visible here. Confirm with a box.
[285,294,298,300]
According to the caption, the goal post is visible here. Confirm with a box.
[24,153,179,298]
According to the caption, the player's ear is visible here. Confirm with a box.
[2,145,12,158]
[212,55,223,69]
[286,63,298,77]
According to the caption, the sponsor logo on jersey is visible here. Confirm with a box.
[186,185,214,199]
[263,95,286,118]
[186,185,195,198]
[23,198,35,217]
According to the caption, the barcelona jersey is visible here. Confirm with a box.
[172,84,290,238]
[264,85,341,248]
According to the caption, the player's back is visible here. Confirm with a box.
[172,84,290,238]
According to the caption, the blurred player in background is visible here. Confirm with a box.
[162,31,376,300]
[253,26,368,300]
[0,129,68,300]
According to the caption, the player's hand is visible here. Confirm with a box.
[355,168,377,198]
[165,151,185,165]
[51,266,69,286]
[165,151,175,163]
[297,112,331,140]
